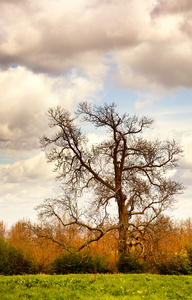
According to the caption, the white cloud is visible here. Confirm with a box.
[135,99,153,109]
[0,66,58,150]
[0,153,54,184]
[172,132,192,195]
[0,152,59,227]
[0,66,103,152]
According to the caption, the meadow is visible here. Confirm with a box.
[0,274,192,299]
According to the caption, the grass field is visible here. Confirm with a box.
[0,274,192,299]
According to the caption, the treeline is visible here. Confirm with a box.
[0,216,192,275]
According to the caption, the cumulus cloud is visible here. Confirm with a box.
[0,62,104,225]
[0,153,54,184]
[0,0,192,92]
[1,0,141,75]
[0,66,103,152]
[0,67,57,149]
[113,40,192,91]
[0,152,59,226]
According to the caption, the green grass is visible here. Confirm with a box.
[0,274,192,299]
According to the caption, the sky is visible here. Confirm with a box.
[0,0,192,228]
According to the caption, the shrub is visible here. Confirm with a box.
[49,250,110,274]
[0,237,36,275]
[157,254,192,275]
[116,252,145,273]
[80,253,110,273]
[187,246,192,266]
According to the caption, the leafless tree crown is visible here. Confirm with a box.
[37,102,184,255]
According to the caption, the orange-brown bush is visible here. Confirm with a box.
[2,216,192,274]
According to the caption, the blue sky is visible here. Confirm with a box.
[0,0,192,227]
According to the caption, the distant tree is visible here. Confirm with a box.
[139,215,175,266]
[0,221,6,237]
[37,102,184,256]
[8,220,62,273]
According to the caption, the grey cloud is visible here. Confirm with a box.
[113,40,192,90]
[0,138,39,152]
[152,0,192,16]
[151,0,192,40]
[0,0,150,74]
[0,0,192,91]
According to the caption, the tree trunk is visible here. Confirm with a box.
[117,195,129,256]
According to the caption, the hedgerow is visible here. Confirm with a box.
[48,250,110,274]
[0,237,36,275]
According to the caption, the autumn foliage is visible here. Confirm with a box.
[0,215,191,274]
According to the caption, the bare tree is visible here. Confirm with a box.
[37,102,184,256]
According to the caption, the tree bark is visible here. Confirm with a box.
[117,193,129,256]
